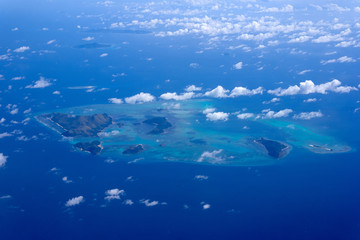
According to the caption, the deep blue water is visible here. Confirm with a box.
[1,0,360,239]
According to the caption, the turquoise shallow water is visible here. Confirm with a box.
[35,100,352,166]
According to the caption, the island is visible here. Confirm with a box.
[74,141,103,155]
[306,144,351,154]
[42,113,112,137]
[143,117,172,134]
[254,138,290,159]
[123,144,144,154]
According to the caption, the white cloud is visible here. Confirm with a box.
[11,76,25,81]
[204,86,229,98]
[263,109,293,119]
[237,113,255,119]
[125,92,155,104]
[65,196,84,207]
[321,56,356,65]
[62,176,72,183]
[325,3,350,12]
[14,46,30,53]
[105,188,125,200]
[260,4,294,13]
[202,204,211,210]
[206,112,229,121]
[189,63,200,68]
[140,199,159,207]
[312,29,351,43]
[230,86,264,97]
[293,111,323,120]
[194,175,208,180]
[0,153,8,167]
[298,69,312,75]
[0,132,12,139]
[47,40,56,45]
[262,97,280,104]
[123,199,134,205]
[108,98,123,104]
[100,53,108,57]
[82,37,94,41]
[233,62,243,70]
[185,85,202,92]
[288,36,312,43]
[26,77,52,89]
[304,98,317,103]
[160,92,195,101]
[197,149,224,163]
[202,108,216,114]
[268,80,357,96]
[53,91,61,95]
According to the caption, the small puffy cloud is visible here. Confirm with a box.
[194,175,208,180]
[47,40,56,45]
[321,56,356,65]
[53,91,61,95]
[62,176,72,183]
[108,98,123,104]
[260,4,294,13]
[202,204,211,210]
[100,53,108,57]
[298,70,312,75]
[268,80,357,96]
[0,132,12,139]
[325,3,350,12]
[14,46,30,53]
[105,188,125,200]
[204,86,229,98]
[288,36,312,43]
[65,196,84,207]
[233,62,243,70]
[237,113,255,119]
[197,149,224,163]
[125,92,155,104]
[263,109,293,119]
[140,199,159,207]
[160,92,195,101]
[185,85,202,92]
[206,112,229,121]
[293,111,323,120]
[0,153,8,167]
[11,76,25,81]
[82,37,94,41]
[262,97,280,104]
[123,199,134,205]
[202,108,216,114]
[189,63,200,68]
[304,98,317,103]
[230,86,264,97]
[26,77,52,89]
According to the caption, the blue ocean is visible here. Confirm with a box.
[1,0,360,239]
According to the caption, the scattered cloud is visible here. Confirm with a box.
[237,113,255,119]
[298,70,312,75]
[260,4,294,13]
[125,92,155,104]
[268,80,357,96]
[0,133,12,139]
[263,109,293,119]
[206,112,229,121]
[185,85,202,92]
[293,111,323,120]
[321,56,356,65]
[0,153,8,167]
[304,98,317,103]
[82,37,94,41]
[197,149,224,163]
[233,62,243,70]
[65,196,84,207]
[105,188,125,200]
[100,53,108,57]
[204,86,229,98]
[160,92,195,101]
[14,46,30,53]
[202,108,216,114]
[194,175,208,180]
[108,98,123,104]
[230,86,264,97]
[47,40,56,45]
[26,77,52,89]
[140,199,159,207]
